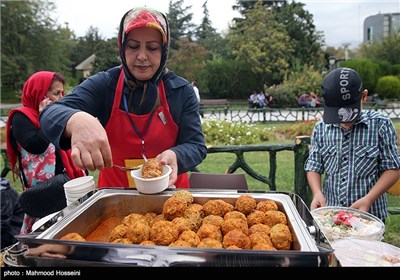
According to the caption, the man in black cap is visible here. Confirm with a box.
[305,67,400,221]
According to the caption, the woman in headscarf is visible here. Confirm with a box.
[40,7,207,189]
[6,71,86,234]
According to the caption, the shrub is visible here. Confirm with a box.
[375,76,400,99]
[201,118,276,145]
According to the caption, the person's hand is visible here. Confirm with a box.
[66,112,112,171]
[38,98,52,113]
[310,192,326,211]
[156,150,178,186]
[350,197,372,213]
[28,244,72,259]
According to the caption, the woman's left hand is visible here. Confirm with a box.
[156,150,177,186]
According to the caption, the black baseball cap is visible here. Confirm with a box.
[321,67,363,124]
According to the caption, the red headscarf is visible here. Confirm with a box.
[6,71,84,180]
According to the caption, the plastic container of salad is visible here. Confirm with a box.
[311,206,385,242]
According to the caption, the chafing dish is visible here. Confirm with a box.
[4,189,335,267]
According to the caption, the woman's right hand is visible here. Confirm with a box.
[65,112,112,171]
[39,98,52,113]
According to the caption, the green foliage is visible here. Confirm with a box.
[375,76,400,99]
[276,120,318,139]
[227,1,294,86]
[201,59,258,99]
[201,118,276,145]
[340,59,381,93]
[358,31,400,65]
[265,65,323,107]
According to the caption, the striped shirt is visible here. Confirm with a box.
[305,111,400,220]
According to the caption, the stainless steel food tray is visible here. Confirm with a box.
[6,189,334,267]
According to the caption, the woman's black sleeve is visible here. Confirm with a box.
[11,112,50,154]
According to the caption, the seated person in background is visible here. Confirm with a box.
[297,92,310,108]
[265,93,273,108]
[309,91,320,108]
[248,91,259,108]
[256,91,267,108]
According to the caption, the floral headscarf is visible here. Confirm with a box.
[117,7,170,112]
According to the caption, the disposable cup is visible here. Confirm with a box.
[63,176,95,205]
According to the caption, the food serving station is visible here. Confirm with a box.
[3,188,336,267]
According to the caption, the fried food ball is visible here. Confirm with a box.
[264,210,287,228]
[172,190,194,206]
[222,229,251,249]
[269,223,292,250]
[162,196,188,221]
[122,213,146,226]
[111,238,132,244]
[202,215,224,228]
[141,158,162,178]
[248,224,271,236]
[153,214,166,223]
[172,217,192,234]
[235,195,256,215]
[253,242,277,251]
[249,232,273,248]
[177,230,200,247]
[221,218,249,236]
[140,240,156,246]
[184,212,203,232]
[202,199,234,217]
[226,245,242,250]
[109,224,129,242]
[150,220,179,246]
[126,220,151,244]
[60,233,86,242]
[224,211,246,221]
[169,240,192,248]
[256,200,278,212]
[185,203,204,216]
[143,212,157,226]
[197,224,222,242]
[197,238,223,249]
[247,210,266,227]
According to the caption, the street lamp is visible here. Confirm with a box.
[328,56,336,70]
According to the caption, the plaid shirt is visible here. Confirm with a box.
[305,111,400,220]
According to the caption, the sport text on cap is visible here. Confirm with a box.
[321,67,363,124]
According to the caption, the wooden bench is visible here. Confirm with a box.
[199,99,229,117]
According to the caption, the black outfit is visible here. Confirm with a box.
[1,177,24,249]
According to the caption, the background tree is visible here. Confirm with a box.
[227,1,293,86]
[1,0,62,91]
[167,38,208,82]
[275,1,324,69]
[167,0,196,51]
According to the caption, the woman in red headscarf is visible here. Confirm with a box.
[39,7,207,189]
[6,71,86,234]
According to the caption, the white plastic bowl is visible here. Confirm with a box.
[130,164,171,194]
[311,206,385,242]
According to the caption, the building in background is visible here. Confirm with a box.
[364,12,400,44]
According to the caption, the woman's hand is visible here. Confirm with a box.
[66,112,112,171]
[38,98,52,113]
[156,150,178,186]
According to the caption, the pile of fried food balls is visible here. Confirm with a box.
[61,191,293,251]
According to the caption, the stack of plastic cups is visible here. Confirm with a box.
[63,176,96,205]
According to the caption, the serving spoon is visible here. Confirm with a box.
[112,164,140,171]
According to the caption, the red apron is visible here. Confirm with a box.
[98,71,189,188]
